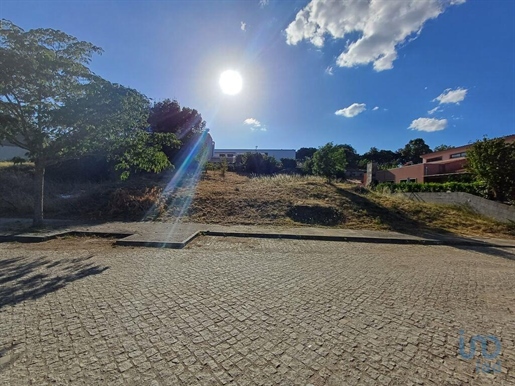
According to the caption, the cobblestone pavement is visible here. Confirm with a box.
[0,237,514,385]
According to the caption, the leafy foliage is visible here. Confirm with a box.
[312,142,347,182]
[335,144,360,168]
[148,98,206,161]
[0,20,177,224]
[280,158,297,169]
[375,181,488,197]
[239,152,280,175]
[358,147,400,169]
[466,137,515,201]
[433,144,455,152]
[301,157,314,175]
[398,138,432,164]
[296,147,317,161]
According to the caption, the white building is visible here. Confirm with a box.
[212,148,295,163]
[0,141,27,161]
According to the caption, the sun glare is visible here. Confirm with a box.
[219,70,242,95]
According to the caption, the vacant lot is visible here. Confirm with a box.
[1,166,513,239]
[169,172,515,239]
[1,237,514,385]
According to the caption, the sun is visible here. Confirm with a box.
[219,70,242,95]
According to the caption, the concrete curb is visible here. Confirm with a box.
[114,231,202,249]
[200,231,513,248]
[1,228,514,249]
[0,231,132,244]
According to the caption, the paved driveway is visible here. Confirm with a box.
[0,237,514,385]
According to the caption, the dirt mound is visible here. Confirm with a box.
[286,205,343,226]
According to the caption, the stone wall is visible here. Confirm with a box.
[395,192,515,223]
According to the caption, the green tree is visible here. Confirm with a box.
[241,152,279,175]
[312,143,347,182]
[148,98,206,161]
[301,157,314,175]
[0,20,177,226]
[280,158,297,169]
[399,138,431,164]
[359,147,400,168]
[296,147,317,161]
[466,137,515,201]
[433,144,455,152]
[335,144,359,169]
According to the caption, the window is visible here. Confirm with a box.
[427,157,442,163]
[450,152,467,159]
[219,154,226,157]
[227,153,234,157]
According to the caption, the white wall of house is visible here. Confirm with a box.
[0,145,27,161]
[212,149,295,162]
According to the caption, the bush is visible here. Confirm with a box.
[220,158,228,178]
[280,158,297,170]
[240,153,280,175]
[312,143,347,182]
[10,156,26,165]
[375,181,489,197]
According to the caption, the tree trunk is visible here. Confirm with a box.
[33,161,45,228]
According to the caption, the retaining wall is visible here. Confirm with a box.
[395,192,515,223]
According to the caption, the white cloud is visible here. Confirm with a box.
[409,117,447,132]
[335,103,366,118]
[372,106,379,111]
[285,0,466,71]
[244,118,267,132]
[428,106,441,115]
[259,0,269,7]
[241,22,246,31]
[434,87,468,104]
[325,66,334,75]
[244,118,261,127]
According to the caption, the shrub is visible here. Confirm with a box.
[220,158,228,178]
[312,143,347,182]
[240,153,280,175]
[10,156,26,165]
[374,181,489,197]
[280,158,297,170]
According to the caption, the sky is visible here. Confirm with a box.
[2,0,514,154]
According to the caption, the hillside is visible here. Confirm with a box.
[1,165,513,239]
[162,171,515,239]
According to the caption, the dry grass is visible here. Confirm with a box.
[1,167,513,239]
[160,171,515,239]
[0,161,34,168]
[0,165,170,221]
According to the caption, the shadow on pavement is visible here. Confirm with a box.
[452,246,515,261]
[0,253,108,309]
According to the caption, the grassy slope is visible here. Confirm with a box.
[170,171,514,238]
[1,165,513,238]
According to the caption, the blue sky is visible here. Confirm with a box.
[2,0,514,154]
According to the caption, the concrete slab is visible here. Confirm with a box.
[1,218,514,249]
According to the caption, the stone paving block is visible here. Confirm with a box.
[0,237,514,385]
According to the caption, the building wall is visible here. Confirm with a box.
[421,134,515,163]
[422,148,467,163]
[0,145,27,161]
[376,164,424,183]
[212,149,295,162]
